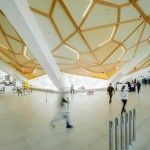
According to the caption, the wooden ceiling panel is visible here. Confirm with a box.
[23,67,34,73]
[116,61,127,68]
[23,62,36,68]
[102,63,115,72]
[53,45,78,60]
[0,14,20,40]
[104,46,123,64]
[94,42,119,64]
[58,64,77,70]
[121,47,136,61]
[33,12,61,51]
[75,61,97,67]
[91,73,108,80]
[80,53,98,63]
[137,0,150,16]
[84,66,103,73]
[55,57,76,64]
[136,57,150,69]
[104,0,129,5]
[114,20,143,42]
[25,48,35,60]
[124,23,145,49]
[16,55,28,64]
[7,37,23,54]
[107,69,117,77]
[13,64,23,72]
[82,4,117,29]
[83,26,115,50]
[134,41,149,58]
[0,34,11,49]
[120,5,141,22]
[63,68,92,77]
[0,47,17,62]
[52,1,76,39]
[66,33,89,53]
[63,0,90,26]
[34,69,45,77]
[141,23,150,41]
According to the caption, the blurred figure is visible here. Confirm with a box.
[136,81,141,94]
[107,83,115,104]
[49,94,73,129]
[121,85,128,115]
[17,87,22,96]
[70,84,75,94]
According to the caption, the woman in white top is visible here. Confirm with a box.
[121,85,128,115]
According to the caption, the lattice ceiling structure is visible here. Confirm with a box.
[0,0,150,80]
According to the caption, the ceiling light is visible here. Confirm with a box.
[115,66,119,70]
[23,46,31,60]
[99,26,116,47]
[0,44,8,50]
[32,68,37,74]
[121,47,126,52]
[80,68,92,74]
[65,45,80,59]
[118,47,126,61]
[23,46,27,55]
[82,0,93,18]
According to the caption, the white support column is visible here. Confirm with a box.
[109,46,150,84]
[0,0,65,91]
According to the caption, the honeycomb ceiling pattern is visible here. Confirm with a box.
[0,0,150,80]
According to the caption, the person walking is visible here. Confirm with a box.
[107,83,115,104]
[70,84,75,94]
[136,81,141,94]
[49,94,73,128]
[120,85,128,115]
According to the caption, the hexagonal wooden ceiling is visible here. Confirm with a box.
[0,0,150,80]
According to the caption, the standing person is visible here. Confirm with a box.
[70,84,75,94]
[136,81,141,94]
[120,85,128,115]
[107,83,115,104]
[49,94,73,129]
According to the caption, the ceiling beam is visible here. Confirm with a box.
[81,17,143,32]
[130,0,150,24]
[96,0,119,8]
[29,6,49,17]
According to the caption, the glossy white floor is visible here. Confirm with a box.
[0,85,150,150]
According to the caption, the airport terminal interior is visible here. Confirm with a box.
[0,0,150,150]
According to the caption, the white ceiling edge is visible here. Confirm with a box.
[120,66,150,83]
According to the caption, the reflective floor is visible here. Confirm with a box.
[0,85,150,150]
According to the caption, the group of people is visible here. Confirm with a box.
[49,80,142,129]
[142,78,150,85]
[107,83,128,115]
[107,80,141,115]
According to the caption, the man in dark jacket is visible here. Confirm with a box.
[137,81,141,94]
[107,83,115,104]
